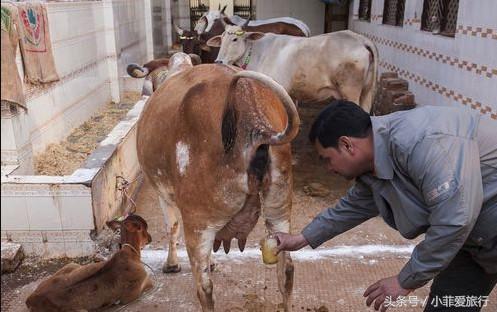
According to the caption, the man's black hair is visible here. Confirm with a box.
[309,100,372,148]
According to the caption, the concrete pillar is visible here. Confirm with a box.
[176,0,191,30]
[102,0,120,103]
[144,0,155,61]
[1,102,33,175]
[164,0,173,49]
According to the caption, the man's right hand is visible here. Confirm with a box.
[274,232,309,254]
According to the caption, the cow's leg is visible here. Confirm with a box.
[337,65,370,112]
[262,146,294,312]
[359,81,375,114]
[184,224,216,311]
[158,195,182,273]
[338,83,362,106]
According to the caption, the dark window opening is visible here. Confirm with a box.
[383,0,405,26]
[358,0,372,21]
[234,0,256,20]
[421,0,459,37]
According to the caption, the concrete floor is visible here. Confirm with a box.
[2,103,496,311]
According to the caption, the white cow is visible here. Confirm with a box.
[207,25,378,112]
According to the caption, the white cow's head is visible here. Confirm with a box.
[207,25,264,65]
[194,5,227,34]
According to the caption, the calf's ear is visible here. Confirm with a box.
[106,220,122,231]
[123,220,142,233]
[247,32,265,41]
[207,35,222,47]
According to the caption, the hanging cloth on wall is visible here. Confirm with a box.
[16,1,59,84]
[1,3,26,108]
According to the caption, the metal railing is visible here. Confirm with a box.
[382,0,405,26]
[421,0,459,37]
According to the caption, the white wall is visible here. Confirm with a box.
[349,0,497,121]
[1,0,153,174]
[256,0,325,36]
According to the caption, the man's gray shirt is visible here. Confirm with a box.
[302,106,497,289]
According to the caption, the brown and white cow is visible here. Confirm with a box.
[136,62,300,311]
[175,15,309,64]
[26,214,153,312]
[208,25,379,112]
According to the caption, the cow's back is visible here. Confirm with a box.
[137,65,240,207]
[136,64,293,223]
[250,31,373,103]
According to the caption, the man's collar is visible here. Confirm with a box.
[371,117,394,180]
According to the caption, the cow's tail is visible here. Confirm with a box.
[221,70,300,154]
[235,71,300,146]
[127,63,149,78]
[361,38,379,115]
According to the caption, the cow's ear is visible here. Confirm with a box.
[247,32,264,41]
[207,35,222,47]
[200,42,211,52]
[188,53,202,65]
[173,23,184,36]
[123,220,141,233]
[222,16,235,26]
[106,220,121,231]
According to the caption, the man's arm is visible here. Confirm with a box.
[397,135,483,289]
[301,179,379,248]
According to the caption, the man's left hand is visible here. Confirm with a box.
[363,275,413,311]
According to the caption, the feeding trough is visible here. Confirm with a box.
[1,96,148,258]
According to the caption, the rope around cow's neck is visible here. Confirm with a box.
[121,243,139,256]
[237,44,253,69]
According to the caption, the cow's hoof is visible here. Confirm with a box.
[163,264,181,273]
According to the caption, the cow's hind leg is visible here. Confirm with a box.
[158,195,182,273]
[336,62,371,112]
[263,146,294,312]
[266,219,294,312]
[184,224,216,311]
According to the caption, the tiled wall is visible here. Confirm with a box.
[1,0,153,173]
[1,184,95,257]
[349,0,497,121]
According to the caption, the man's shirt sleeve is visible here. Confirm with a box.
[397,135,483,289]
[301,179,379,249]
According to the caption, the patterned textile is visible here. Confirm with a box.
[1,3,25,107]
[16,1,59,84]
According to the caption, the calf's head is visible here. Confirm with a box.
[106,214,152,250]
[207,25,264,65]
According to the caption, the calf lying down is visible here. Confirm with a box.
[26,214,153,312]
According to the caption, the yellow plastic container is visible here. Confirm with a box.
[260,235,279,265]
